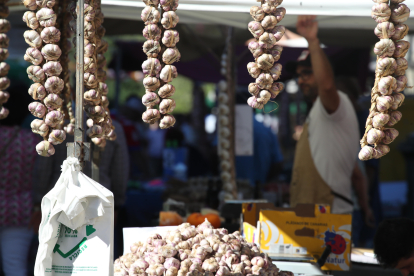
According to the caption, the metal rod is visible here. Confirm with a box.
[74,0,85,164]
[91,145,100,181]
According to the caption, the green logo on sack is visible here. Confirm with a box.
[53,225,96,261]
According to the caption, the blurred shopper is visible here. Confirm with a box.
[374,218,414,276]
[146,123,167,178]
[236,116,283,188]
[0,84,38,276]
[287,16,373,222]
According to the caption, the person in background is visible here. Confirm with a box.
[286,16,374,223]
[0,84,39,276]
[374,218,414,276]
[335,76,382,247]
[234,93,284,190]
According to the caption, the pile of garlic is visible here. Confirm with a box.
[141,0,179,129]
[115,220,294,276]
[0,1,9,120]
[359,0,410,161]
[247,0,285,109]
[23,0,67,156]
[69,0,115,148]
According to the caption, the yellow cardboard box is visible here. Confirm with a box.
[259,204,352,271]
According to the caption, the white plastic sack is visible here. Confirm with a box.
[35,157,114,276]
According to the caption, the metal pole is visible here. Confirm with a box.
[91,145,100,181]
[67,0,90,166]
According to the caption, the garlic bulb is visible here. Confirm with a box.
[44,93,63,110]
[44,76,64,93]
[143,24,162,41]
[36,0,55,8]
[394,75,407,93]
[248,21,264,39]
[23,0,37,11]
[268,45,283,61]
[373,39,395,58]
[372,113,390,128]
[142,109,161,124]
[359,146,375,161]
[28,83,47,100]
[387,110,402,126]
[141,6,160,24]
[41,44,62,61]
[159,98,176,114]
[376,57,397,76]
[27,65,45,83]
[247,96,264,109]
[257,54,274,70]
[256,73,273,90]
[367,128,385,144]
[86,125,103,138]
[24,30,43,48]
[31,119,49,136]
[0,48,8,62]
[247,62,262,79]
[391,93,405,110]
[84,105,105,121]
[45,110,63,127]
[248,41,263,59]
[162,30,179,48]
[84,72,98,87]
[41,26,61,43]
[160,65,178,83]
[0,62,9,77]
[143,76,161,91]
[391,24,409,40]
[382,128,399,144]
[160,114,176,129]
[142,92,160,108]
[36,141,55,157]
[261,15,277,30]
[84,57,97,73]
[28,101,47,118]
[48,129,66,145]
[160,0,178,12]
[0,34,8,49]
[43,61,62,77]
[393,40,410,58]
[142,58,162,77]
[390,4,410,23]
[258,32,276,49]
[269,64,283,81]
[248,83,260,97]
[270,25,286,42]
[36,8,57,27]
[24,47,43,65]
[97,82,108,95]
[250,6,265,22]
[257,90,271,104]
[378,76,396,95]
[374,144,390,159]
[143,40,161,58]
[394,57,408,76]
[84,42,96,57]
[158,84,175,98]
[376,95,394,112]
[0,91,9,104]
[374,22,395,39]
[371,3,391,23]
[84,89,101,104]
[0,19,10,33]
[144,0,160,6]
[162,47,180,65]
[274,7,287,22]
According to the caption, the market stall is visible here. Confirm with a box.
[2,0,413,275]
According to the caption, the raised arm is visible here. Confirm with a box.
[296,15,340,114]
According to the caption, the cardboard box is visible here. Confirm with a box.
[259,204,352,271]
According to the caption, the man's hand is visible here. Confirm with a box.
[296,15,318,42]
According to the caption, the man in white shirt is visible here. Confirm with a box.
[288,16,374,225]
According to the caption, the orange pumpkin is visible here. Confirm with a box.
[159,211,183,226]
[187,213,221,228]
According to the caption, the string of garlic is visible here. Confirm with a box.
[359,0,410,161]
[247,0,285,109]
[0,2,9,120]
[141,0,179,129]
[24,0,67,157]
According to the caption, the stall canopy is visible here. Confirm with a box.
[98,0,414,47]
